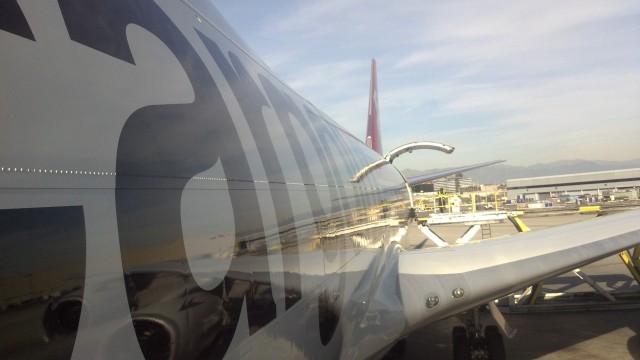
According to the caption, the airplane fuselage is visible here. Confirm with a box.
[1,1,411,359]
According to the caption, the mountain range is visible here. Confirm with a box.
[401,159,640,185]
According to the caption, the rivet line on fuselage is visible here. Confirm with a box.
[0,166,381,190]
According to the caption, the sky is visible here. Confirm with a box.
[211,0,640,170]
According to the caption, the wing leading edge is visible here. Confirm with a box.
[397,208,640,333]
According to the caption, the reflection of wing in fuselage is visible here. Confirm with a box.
[2,1,640,360]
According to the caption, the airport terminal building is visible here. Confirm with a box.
[412,175,475,194]
[506,168,640,202]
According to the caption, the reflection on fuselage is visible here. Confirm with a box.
[0,1,410,359]
[0,203,406,359]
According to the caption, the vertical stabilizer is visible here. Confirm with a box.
[366,59,383,154]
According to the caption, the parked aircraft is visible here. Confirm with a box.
[1,1,640,359]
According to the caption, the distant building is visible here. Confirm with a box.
[412,174,475,194]
[412,182,435,193]
[506,168,640,202]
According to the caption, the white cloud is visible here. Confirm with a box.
[213,0,640,168]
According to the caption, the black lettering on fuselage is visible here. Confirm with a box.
[304,106,348,215]
[303,106,353,345]
[0,0,35,40]
[58,0,276,358]
[201,36,303,308]
[49,0,399,358]
[259,75,326,220]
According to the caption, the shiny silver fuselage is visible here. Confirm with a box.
[0,1,410,359]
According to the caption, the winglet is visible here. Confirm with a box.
[366,59,383,154]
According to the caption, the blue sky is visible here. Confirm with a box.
[211,0,640,170]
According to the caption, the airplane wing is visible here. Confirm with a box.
[397,208,640,334]
[404,159,505,186]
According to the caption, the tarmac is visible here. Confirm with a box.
[384,210,640,359]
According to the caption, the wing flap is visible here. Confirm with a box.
[397,209,640,332]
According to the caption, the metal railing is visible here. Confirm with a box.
[414,192,507,215]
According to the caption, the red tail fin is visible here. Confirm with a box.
[366,59,383,155]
